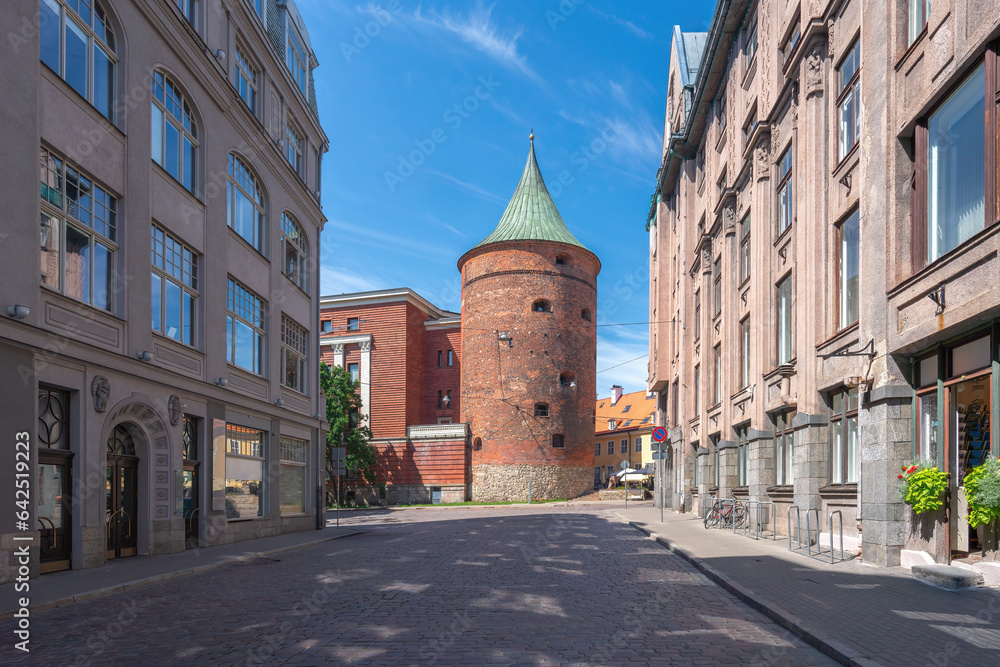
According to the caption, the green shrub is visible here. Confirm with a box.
[965,456,1000,529]
[898,463,949,514]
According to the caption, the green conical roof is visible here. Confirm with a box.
[473,138,591,252]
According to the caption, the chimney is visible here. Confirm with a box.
[611,385,623,406]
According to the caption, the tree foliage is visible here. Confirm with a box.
[320,363,377,488]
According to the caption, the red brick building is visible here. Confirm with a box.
[459,137,601,501]
[319,289,469,503]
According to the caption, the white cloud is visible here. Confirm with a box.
[586,6,654,40]
[424,168,507,204]
[411,2,539,81]
[320,266,389,295]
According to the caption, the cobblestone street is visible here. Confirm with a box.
[5,506,834,666]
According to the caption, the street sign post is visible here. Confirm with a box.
[333,443,347,527]
[652,426,667,442]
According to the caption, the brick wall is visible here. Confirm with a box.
[375,438,468,486]
[424,327,462,423]
[459,240,599,499]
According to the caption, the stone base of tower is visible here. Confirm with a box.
[471,464,592,502]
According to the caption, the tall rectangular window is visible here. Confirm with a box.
[281,316,307,393]
[713,344,722,405]
[607,442,614,455]
[693,290,701,341]
[437,350,442,367]
[736,426,748,487]
[634,438,642,453]
[925,64,986,264]
[740,317,750,388]
[234,47,258,114]
[621,439,628,454]
[837,40,861,160]
[227,278,265,375]
[226,424,265,519]
[447,350,454,366]
[711,435,720,488]
[694,365,701,414]
[151,225,197,345]
[908,0,929,46]
[775,410,796,486]
[40,147,117,312]
[777,147,793,234]
[594,442,601,456]
[279,436,307,515]
[287,122,303,176]
[348,363,359,384]
[286,24,307,94]
[717,89,727,134]
[151,71,197,193]
[713,257,722,317]
[744,9,757,65]
[227,154,265,253]
[838,209,860,329]
[830,389,859,485]
[739,214,751,284]
[777,275,793,364]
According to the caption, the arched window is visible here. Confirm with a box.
[581,308,592,321]
[532,300,551,313]
[40,0,117,120]
[152,70,198,192]
[551,434,565,448]
[473,438,482,451]
[559,372,576,387]
[227,154,265,252]
[533,403,549,417]
[281,212,308,291]
[107,424,136,456]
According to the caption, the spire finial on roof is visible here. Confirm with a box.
[529,128,534,143]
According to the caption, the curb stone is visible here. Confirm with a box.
[1,530,364,621]
[615,514,878,667]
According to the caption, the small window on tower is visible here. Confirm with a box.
[559,372,576,387]
[555,253,570,266]
[532,300,552,313]
[474,437,482,451]
[552,434,565,448]
[581,309,592,321]
[534,402,549,417]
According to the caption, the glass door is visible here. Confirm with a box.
[37,454,71,573]
[106,425,138,560]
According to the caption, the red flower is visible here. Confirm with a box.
[909,466,918,473]
[898,474,903,479]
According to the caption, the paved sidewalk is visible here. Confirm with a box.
[1,523,362,620]
[615,503,1000,667]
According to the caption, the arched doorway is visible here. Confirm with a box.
[106,424,138,559]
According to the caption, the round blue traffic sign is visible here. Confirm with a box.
[652,426,667,442]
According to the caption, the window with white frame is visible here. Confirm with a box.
[620,439,628,454]
[837,209,860,329]
[40,147,117,311]
[694,290,701,341]
[837,40,861,160]
[287,122,303,176]
[286,22,307,94]
[247,0,263,20]
[739,214,751,284]
[634,438,642,453]
[175,0,197,26]
[775,410,796,486]
[349,363,359,383]
[594,442,601,456]
[713,257,722,317]
[281,316,307,393]
[924,63,986,264]
[234,47,258,114]
[227,278,265,374]
[151,225,197,346]
[736,426,748,487]
[39,0,117,120]
[777,275,793,364]
[830,388,859,485]
[908,0,930,46]
[279,436,307,514]
[227,154,265,253]
[713,344,722,406]
[777,146,793,234]
[226,424,265,519]
[607,442,614,455]
[740,317,750,388]
[281,212,308,291]
[151,70,197,193]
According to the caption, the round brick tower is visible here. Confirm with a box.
[458,135,600,502]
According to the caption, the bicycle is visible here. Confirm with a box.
[704,499,747,529]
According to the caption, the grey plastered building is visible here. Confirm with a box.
[0,0,328,581]
[649,0,1000,567]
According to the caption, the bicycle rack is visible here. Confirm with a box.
[787,505,803,552]
[813,510,848,564]
[745,501,776,540]
[804,508,820,557]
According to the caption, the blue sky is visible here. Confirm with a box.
[296,0,715,395]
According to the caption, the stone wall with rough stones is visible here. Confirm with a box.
[472,464,592,502]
